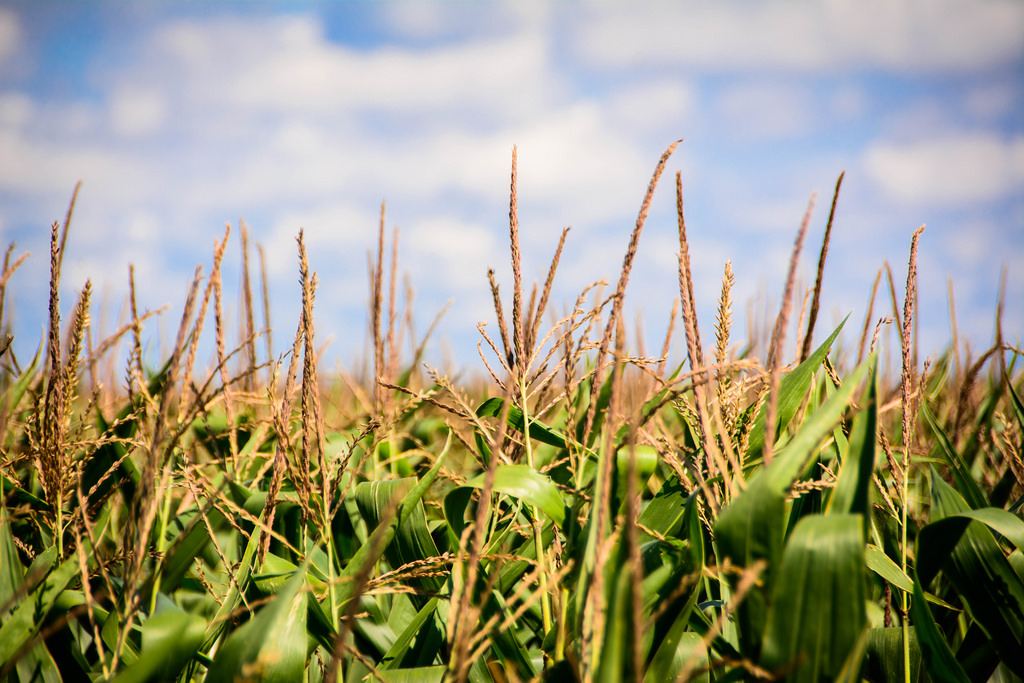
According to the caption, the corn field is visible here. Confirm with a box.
[1,143,1022,682]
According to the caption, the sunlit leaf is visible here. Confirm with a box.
[761,514,867,682]
[205,560,309,683]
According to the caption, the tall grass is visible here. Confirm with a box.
[1,145,1022,682]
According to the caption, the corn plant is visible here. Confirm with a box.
[0,147,1021,682]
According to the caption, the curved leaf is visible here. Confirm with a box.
[715,358,868,656]
[379,597,441,670]
[355,477,444,597]
[0,544,85,667]
[864,545,958,611]
[828,355,877,520]
[745,317,848,465]
[379,666,446,683]
[476,397,574,450]
[111,609,206,683]
[911,576,970,683]
[865,627,925,683]
[205,560,309,683]
[920,475,1024,676]
[921,402,987,510]
[761,514,867,682]
[466,464,566,526]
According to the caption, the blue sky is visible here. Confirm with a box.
[1,1,1022,376]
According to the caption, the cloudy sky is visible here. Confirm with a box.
[1,1,1022,376]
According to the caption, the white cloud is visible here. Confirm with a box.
[712,82,815,140]
[829,84,868,122]
[864,133,1024,205]
[405,216,500,290]
[109,87,167,137]
[571,1,1024,73]
[879,97,976,141]
[381,4,452,39]
[264,202,381,277]
[605,81,694,133]
[149,14,558,124]
[0,130,155,197]
[0,92,33,129]
[0,8,19,67]
[964,82,1019,120]
[123,209,161,243]
[381,3,547,41]
[503,103,652,210]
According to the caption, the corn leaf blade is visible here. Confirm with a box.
[761,514,867,682]
[205,560,309,683]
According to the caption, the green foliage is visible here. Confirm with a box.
[1,165,1021,682]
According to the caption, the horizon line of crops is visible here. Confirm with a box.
[1,142,1022,682]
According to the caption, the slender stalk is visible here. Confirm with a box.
[148,482,174,614]
[519,374,553,639]
[900,225,925,683]
[764,192,816,466]
[508,146,553,643]
[800,171,844,362]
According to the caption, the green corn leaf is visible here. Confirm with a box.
[442,485,476,541]
[916,508,1024,585]
[379,666,447,683]
[613,445,659,516]
[595,543,639,683]
[254,552,327,594]
[921,402,988,510]
[205,559,309,683]
[0,544,85,667]
[331,602,396,664]
[1,508,62,683]
[715,358,868,657]
[0,506,24,615]
[0,472,47,510]
[637,477,690,542]
[464,464,567,526]
[864,627,925,683]
[84,360,173,509]
[1006,372,1024,437]
[102,608,140,665]
[864,545,958,611]
[595,477,703,681]
[828,354,877,520]
[202,504,263,649]
[761,514,867,682]
[159,504,229,594]
[476,396,575,450]
[110,608,206,683]
[644,498,706,683]
[0,342,41,427]
[958,391,1000,493]
[923,473,1024,677]
[498,530,556,604]
[834,626,870,683]
[379,597,441,670]
[355,477,444,597]
[253,552,337,652]
[863,544,906,589]
[745,316,847,465]
[953,624,1002,682]
[574,370,615,449]
[645,624,708,683]
[339,452,446,611]
[12,641,62,683]
[911,574,971,683]
[763,356,869,489]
